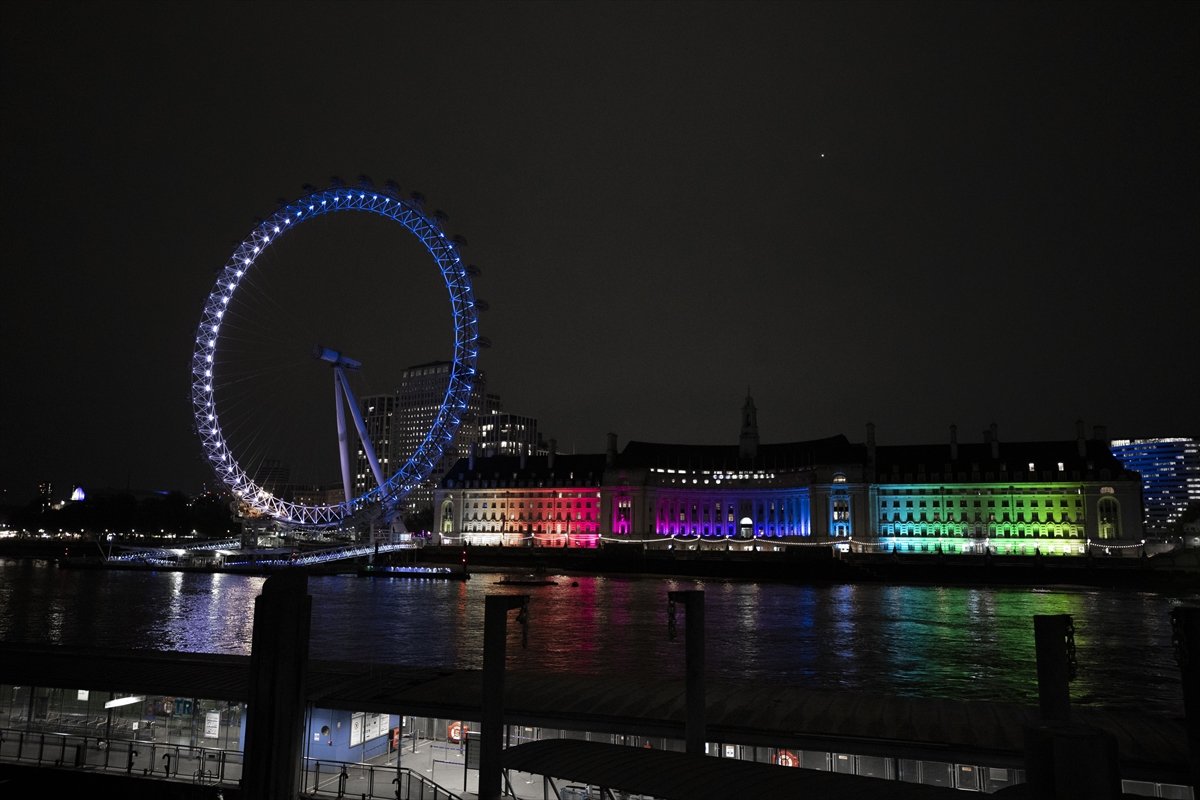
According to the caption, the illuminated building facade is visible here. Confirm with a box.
[435,400,1145,555]
[1109,437,1200,535]
[599,435,868,543]
[871,423,1142,556]
[437,446,604,547]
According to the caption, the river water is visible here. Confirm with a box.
[0,559,1191,715]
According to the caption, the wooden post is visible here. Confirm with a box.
[479,594,529,800]
[1023,721,1122,800]
[1024,613,1121,799]
[1034,614,1073,721]
[1173,605,1200,791]
[668,590,706,755]
[242,571,311,800]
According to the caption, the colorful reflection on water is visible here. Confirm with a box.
[0,561,1189,714]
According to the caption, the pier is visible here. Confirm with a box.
[1,572,1195,798]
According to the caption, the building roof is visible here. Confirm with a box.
[440,432,1142,489]
[443,454,609,487]
[616,435,864,471]
[500,739,962,800]
[873,439,1137,481]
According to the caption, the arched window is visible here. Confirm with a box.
[1097,497,1121,540]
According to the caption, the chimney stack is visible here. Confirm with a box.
[865,422,877,471]
[548,438,557,469]
[990,422,999,459]
[1076,419,1086,457]
[606,432,617,467]
[950,424,958,460]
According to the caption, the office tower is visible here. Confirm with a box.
[1110,437,1200,534]
[396,361,486,513]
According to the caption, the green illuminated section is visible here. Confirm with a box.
[881,536,1086,556]
[875,482,1094,549]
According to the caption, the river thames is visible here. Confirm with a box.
[0,559,1190,716]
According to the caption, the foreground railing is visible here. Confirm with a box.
[0,727,463,800]
[0,726,242,785]
[302,758,465,800]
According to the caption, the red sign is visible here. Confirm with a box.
[448,721,469,743]
[775,749,799,768]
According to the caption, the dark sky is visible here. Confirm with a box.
[2,1,1197,504]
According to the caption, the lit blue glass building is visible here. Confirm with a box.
[1109,437,1200,535]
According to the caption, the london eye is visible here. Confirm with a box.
[189,179,481,530]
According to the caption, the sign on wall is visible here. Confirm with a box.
[350,712,391,747]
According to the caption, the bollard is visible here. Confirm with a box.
[1033,614,1074,721]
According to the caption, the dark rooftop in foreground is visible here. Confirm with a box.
[0,642,1189,786]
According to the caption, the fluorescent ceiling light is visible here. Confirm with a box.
[104,695,144,709]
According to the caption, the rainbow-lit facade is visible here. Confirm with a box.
[434,413,1144,554]
[869,424,1141,555]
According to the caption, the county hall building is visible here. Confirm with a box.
[434,396,1143,556]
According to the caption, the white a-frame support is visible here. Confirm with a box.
[334,366,387,504]
[316,345,388,509]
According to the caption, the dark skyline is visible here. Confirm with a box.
[2,1,1197,505]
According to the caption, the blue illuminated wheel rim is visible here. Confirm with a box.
[190,184,479,528]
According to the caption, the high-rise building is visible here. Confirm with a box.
[396,361,487,513]
[1109,437,1200,535]
[479,410,543,457]
[352,393,398,499]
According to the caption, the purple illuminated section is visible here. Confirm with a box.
[648,494,813,537]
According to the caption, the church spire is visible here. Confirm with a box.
[739,390,759,460]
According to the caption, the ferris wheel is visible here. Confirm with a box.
[190,179,481,529]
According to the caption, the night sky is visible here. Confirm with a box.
[2,1,1197,505]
